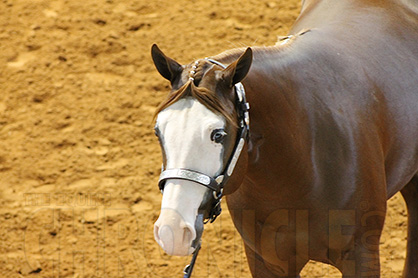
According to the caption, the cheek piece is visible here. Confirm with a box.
[156,58,250,278]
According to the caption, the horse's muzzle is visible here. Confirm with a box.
[154,210,204,256]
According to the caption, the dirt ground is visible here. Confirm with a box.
[0,0,408,277]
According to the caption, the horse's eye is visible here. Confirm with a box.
[211,129,227,144]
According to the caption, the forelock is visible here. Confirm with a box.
[154,59,237,126]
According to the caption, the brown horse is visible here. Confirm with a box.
[151,0,418,277]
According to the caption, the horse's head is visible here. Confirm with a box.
[151,44,252,256]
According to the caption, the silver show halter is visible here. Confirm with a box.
[156,58,250,278]
[158,58,250,222]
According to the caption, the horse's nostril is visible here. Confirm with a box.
[154,223,162,245]
[158,225,175,253]
[182,225,194,244]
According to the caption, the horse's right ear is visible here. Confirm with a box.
[222,48,253,87]
[151,44,183,82]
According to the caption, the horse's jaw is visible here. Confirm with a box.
[154,180,207,256]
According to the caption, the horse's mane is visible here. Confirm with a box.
[154,80,237,125]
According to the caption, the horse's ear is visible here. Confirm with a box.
[222,48,253,87]
[151,44,183,82]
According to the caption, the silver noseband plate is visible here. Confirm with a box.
[158,168,221,192]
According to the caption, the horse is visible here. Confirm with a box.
[151,0,418,277]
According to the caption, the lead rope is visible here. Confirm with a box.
[183,241,201,278]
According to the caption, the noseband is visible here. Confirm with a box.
[158,58,250,223]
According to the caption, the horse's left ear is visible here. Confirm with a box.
[222,48,253,87]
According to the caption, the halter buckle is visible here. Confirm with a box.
[213,188,223,200]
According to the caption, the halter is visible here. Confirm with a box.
[157,58,250,278]
[158,58,250,223]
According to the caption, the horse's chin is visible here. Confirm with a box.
[163,245,196,257]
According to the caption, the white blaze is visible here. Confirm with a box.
[154,97,225,256]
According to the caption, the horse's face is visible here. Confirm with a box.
[154,98,227,256]
[151,44,252,256]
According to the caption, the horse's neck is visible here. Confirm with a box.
[244,47,315,170]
